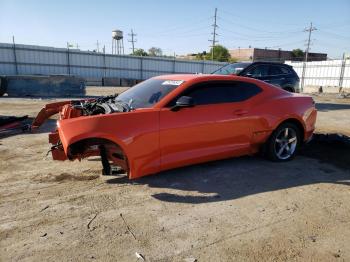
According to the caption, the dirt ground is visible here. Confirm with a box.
[0,88,349,262]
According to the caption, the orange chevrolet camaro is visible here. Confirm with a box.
[33,74,317,179]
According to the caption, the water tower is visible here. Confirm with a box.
[112,29,124,55]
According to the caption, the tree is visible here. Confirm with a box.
[205,45,231,62]
[148,47,163,57]
[194,51,207,60]
[291,49,304,60]
[132,48,148,56]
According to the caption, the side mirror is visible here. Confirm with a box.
[171,96,194,111]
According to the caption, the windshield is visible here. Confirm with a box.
[116,78,184,109]
[212,63,251,75]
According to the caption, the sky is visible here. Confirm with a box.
[0,0,349,58]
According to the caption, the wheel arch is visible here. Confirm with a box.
[67,137,130,174]
[282,85,295,93]
[275,118,305,142]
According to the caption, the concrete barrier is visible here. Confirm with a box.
[0,77,5,96]
[102,77,121,87]
[120,78,137,87]
[2,75,86,97]
[85,78,102,86]
[303,85,342,94]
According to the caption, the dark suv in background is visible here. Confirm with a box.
[213,62,300,92]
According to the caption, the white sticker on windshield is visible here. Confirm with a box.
[162,80,184,86]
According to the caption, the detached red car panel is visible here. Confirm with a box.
[33,74,317,179]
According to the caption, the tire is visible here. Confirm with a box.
[282,86,295,93]
[266,122,301,162]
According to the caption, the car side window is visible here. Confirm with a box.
[280,66,291,74]
[269,66,285,75]
[168,81,262,106]
[244,65,269,77]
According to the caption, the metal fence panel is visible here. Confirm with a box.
[203,62,226,74]
[286,59,350,88]
[175,60,203,73]
[343,60,350,88]
[0,43,225,81]
[142,57,174,73]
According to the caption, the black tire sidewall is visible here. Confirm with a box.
[267,122,301,162]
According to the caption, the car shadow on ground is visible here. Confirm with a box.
[106,135,350,204]
[316,102,350,112]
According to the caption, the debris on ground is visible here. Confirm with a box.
[135,252,145,261]
[184,258,197,262]
[120,213,137,240]
[40,205,49,212]
[87,214,98,230]
[0,115,30,137]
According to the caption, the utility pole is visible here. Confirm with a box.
[66,42,71,75]
[128,29,137,54]
[208,8,218,61]
[304,22,317,62]
[301,22,317,92]
[96,40,100,52]
[12,36,18,75]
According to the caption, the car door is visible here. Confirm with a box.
[267,65,288,87]
[158,81,262,171]
[242,64,270,82]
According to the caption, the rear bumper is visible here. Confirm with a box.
[305,132,314,143]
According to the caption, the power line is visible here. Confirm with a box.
[220,27,302,41]
[140,25,209,39]
[318,30,350,40]
[146,16,211,36]
[128,29,137,53]
[208,8,218,60]
[219,15,301,35]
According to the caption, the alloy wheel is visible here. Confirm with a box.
[274,127,298,160]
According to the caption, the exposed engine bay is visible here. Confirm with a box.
[31,95,133,129]
[71,95,133,116]
[31,94,132,176]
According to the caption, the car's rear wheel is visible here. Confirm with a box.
[282,86,295,93]
[266,123,300,161]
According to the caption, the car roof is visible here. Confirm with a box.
[154,74,251,82]
[250,61,290,66]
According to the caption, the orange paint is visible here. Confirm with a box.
[35,74,317,179]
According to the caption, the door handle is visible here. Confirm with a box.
[234,109,248,116]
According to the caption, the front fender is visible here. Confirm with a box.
[57,109,160,178]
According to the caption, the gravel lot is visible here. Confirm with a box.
[0,88,349,261]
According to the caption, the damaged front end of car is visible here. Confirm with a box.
[32,95,131,175]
